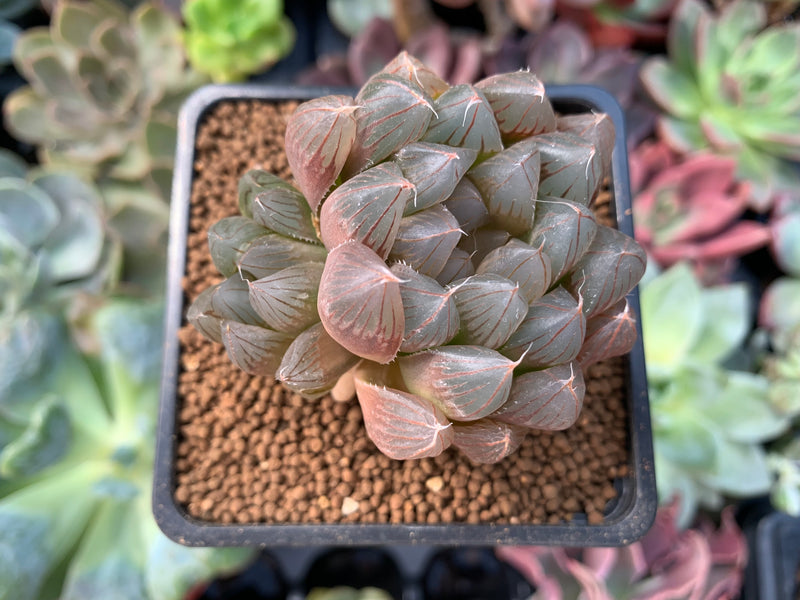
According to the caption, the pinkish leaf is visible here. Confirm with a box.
[435,247,476,285]
[277,321,361,399]
[346,18,401,85]
[220,320,293,377]
[237,234,328,280]
[451,419,528,464]
[285,95,359,212]
[392,263,460,353]
[577,298,638,367]
[208,216,270,277]
[389,204,462,277]
[443,178,489,232]
[422,84,504,156]
[558,113,615,182]
[452,273,528,349]
[344,72,434,177]
[494,362,585,430]
[319,162,413,258]
[530,131,603,205]
[476,239,552,303]
[475,71,556,143]
[500,286,586,368]
[457,227,510,265]
[399,345,519,421]
[467,139,540,235]
[248,262,323,334]
[355,378,454,460]
[381,50,449,98]
[317,241,404,363]
[394,142,477,214]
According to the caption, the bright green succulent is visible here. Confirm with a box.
[641,0,800,209]
[182,0,295,82]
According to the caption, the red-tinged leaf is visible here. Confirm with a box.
[318,241,404,363]
[394,142,478,214]
[563,225,647,316]
[319,162,413,258]
[381,50,449,98]
[355,378,454,460]
[277,322,360,399]
[422,84,503,156]
[238,169,318,243]
[451,419,527,464]
[208,216,270,277]
[344,72,434,177]
[443,178,489,232]
[391,263,459,353]
[494,362,585,430]
[388,204,462,278]
[476,239,552,303]
[399,345,519,421]
[468,139,540,235]
[285,95,359,211]
[475,71,556,144]
[557,113,615,183]
[526,197,598,282]
[529,132,603,205]
[187,283,223,343]
[210,275,266,327]
[457,227,510,266]
[578,298,638,367]
[220,320,293,377]
[248,262,323,334]
[435,247,475,286]
[237,234,328,280]
[500,286,586,368]
[451,273,528,349]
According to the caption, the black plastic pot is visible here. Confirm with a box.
[154,83,657,547]
[742,509,800,600]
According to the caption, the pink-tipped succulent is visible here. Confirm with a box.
[188,52,646,464]
[633,142,771,283]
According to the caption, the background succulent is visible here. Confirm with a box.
[189,52,646,464]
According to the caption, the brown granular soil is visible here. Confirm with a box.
[173,99,630,526]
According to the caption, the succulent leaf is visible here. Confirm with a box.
[457,227,510,266]
[237,233,328,280]
[381,50,449,98]
[186,283,224,343]
[422,84,503,155]
[530,132,603,205]
[451,273,528,349]
[443,178,489,233]
[557,113,616,182]
[248,263,323,334]
[475,239,552,303]
[207,216,270,277]
[220,320,292,377]
[388,204,462,278]
[435,247,476,286]
[451,419,527,464]
[210,275,266,327]
[577,298,638,367]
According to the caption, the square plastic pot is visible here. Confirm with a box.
[153,84,657,547]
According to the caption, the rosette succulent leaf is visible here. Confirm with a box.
[188,53,646,464]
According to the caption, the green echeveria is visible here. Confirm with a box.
[189,52,647,465]
[641,0,800,209]
[182,0,295,83]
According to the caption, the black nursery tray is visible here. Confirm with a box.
[153,83,656,547]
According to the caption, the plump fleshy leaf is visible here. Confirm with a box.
[381,50,449,98]
[248,262,323,333]
[391,263,459,353]
[526,197,598,282]
[563,224,647,316]
[277,322,360,399]
[443,178,489,232]
[422,84,503,155]
[210,275,266,327]
[237,169,318,243]
[494,362,585,430]
[399,345,519,421]
[285,95,358,211]
[237,233,328,280]
[186,283,224,343]
[475,70,556,144]
[451,273,528,349]
[475,239,552,303]
[467,139,540,235]
[317,241,404,363]
[388,204,462,278]
[435,247,475,286]
[500,286,586,368]
[557,113,615,182]
[319,162,413,258]
[457,227,510,266]
[0,396,70,478]
[394,142,477,214]
[207,216,270,277]
[343,72,434,177]
[220,320,293,377]
[529,132,603,205]
[355,378,454,460]
[578,298,638,367]
[451,419,527,464]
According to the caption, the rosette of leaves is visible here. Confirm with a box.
[641,263,794,526]
[641,0,800,209]
[181,0,295,83]
[0,300,252,600]
[188,52,646,464]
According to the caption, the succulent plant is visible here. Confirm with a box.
[181,0,295,83]
[555,0,676,48]
[497,499,747,599]
[189,52,646,464]
[641,0,800,210]
[632,147,771,284]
